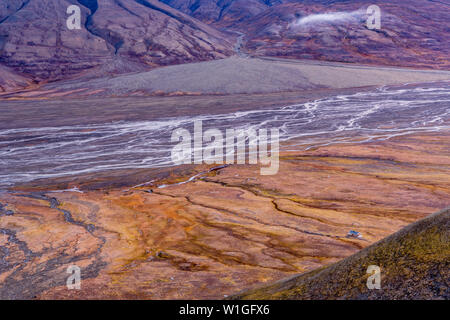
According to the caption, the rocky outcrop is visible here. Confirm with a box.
[0,65,33,92]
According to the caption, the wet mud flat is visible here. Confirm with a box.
[1,130,449,299]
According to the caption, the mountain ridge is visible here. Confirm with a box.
[0,0,233,84]
[0,0,449,93]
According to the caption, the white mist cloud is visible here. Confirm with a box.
[290,9,364,28]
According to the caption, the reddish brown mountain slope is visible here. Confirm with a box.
[235,0,450,69]
[161,0,282,25]
[1,0,448,91]
[0,0,232,83]
[164,0,450,69]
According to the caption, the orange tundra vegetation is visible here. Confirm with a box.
[0,131,449,299]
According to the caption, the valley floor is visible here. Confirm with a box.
[1,130,449,299]
[2,57,450,99]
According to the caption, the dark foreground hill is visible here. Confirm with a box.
[231,207,450,300]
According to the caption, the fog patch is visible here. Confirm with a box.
[290,9,365,29]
